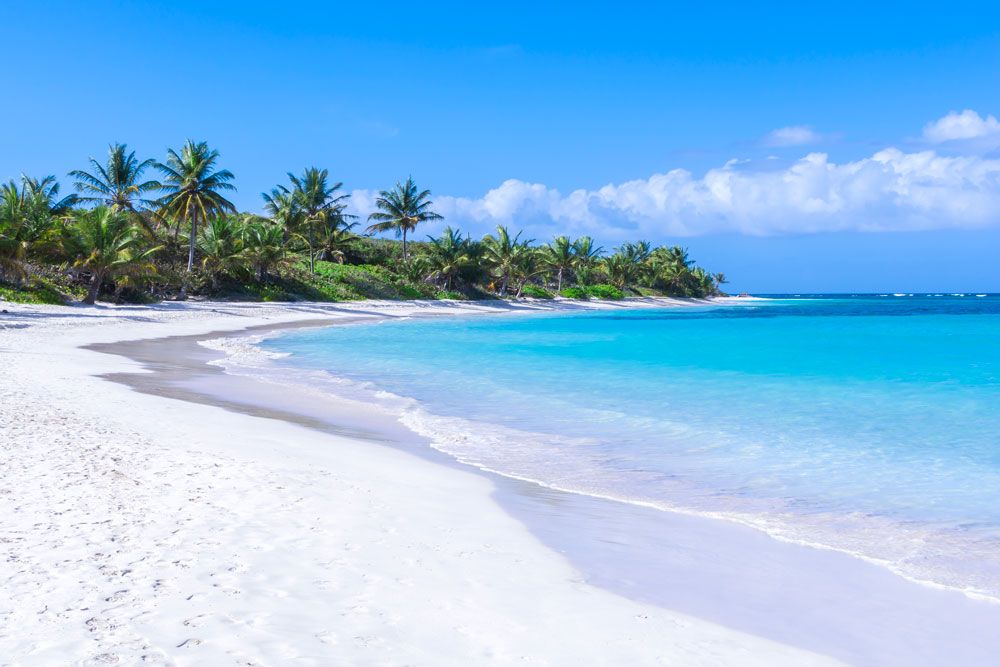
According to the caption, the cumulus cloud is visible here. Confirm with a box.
[923,109,1000,143]
[349,148,1000,239]
[762,125,822,147]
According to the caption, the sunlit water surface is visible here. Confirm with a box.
[261,295,1000,600]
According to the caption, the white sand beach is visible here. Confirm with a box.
[2,298,998,666]
[0,298,841,666]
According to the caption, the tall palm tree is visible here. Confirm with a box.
[62,206,160,304]
[155,140,236,293]
[70,143,161,218]
[366,176,442,262]
[481,225,533,296]
[542,235,576,292]
[286,168,353,274]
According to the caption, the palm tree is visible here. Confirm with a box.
[315,221,357,264]
[426,226,473,290]
[667,245,691,268]
[511,247,544,298]
[286,167,353,273]
[619,240,653,285]
[241,218,289,281]
[572,236,603,286]
[21,175,78,215]
[70,144,161,219]
[713,272,728,294]
[691,266,715,296]
[646,245,696,295]
[366,176,442,262]
[400,254,432,284]
[0,176,66,284]
[481,225,533,296]
[63,207,160,304]
[604,251,641,291]
[155,140,236,294]
[197,215,246,289]
[542,236,576,292]
[0,183,33,285]
[262,185,301,242]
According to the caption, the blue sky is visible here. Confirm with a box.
[2,1,999,292]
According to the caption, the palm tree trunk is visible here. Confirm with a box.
[309,221,316,274]
[186,210,198,273]
[557,267,563,292]
[179,210,198,300]
[83,270,104,305]
[402,228,408,262]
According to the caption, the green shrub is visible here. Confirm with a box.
[585,284,625,300]
[0,276,75,305]
[435,290,465,300]
[521,285,553,299]
[558,286,589,299]
[343,237,404,266]
[302,261,436,300]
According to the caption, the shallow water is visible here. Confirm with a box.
[260,295,1000,601]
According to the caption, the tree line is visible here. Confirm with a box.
[0,141,727,304]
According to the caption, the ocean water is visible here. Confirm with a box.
[258,295,1000,601]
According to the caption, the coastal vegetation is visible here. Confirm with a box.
[0,142,727,304]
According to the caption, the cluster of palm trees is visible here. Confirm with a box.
[1,140,727,303]
[414,227,724,298]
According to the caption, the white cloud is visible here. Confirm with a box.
[923,110,1000,143]
[762,125,822,147]
[350,148,1000,239]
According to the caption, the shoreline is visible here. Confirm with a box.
[3,298,999,665]
[3,298,842,666]
[215,301,1000,608]
[106,300,1000,665]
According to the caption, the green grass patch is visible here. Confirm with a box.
[558,286,590,299]
[287,261,437,301]
[585,284,625,300]
[0,276,77,305]
[520,285,553,299]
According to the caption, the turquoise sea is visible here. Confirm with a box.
[261,295,1000,600]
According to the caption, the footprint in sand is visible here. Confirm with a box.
[104,590,130,603]
[183,614,209,627]
[316,630,338,645]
